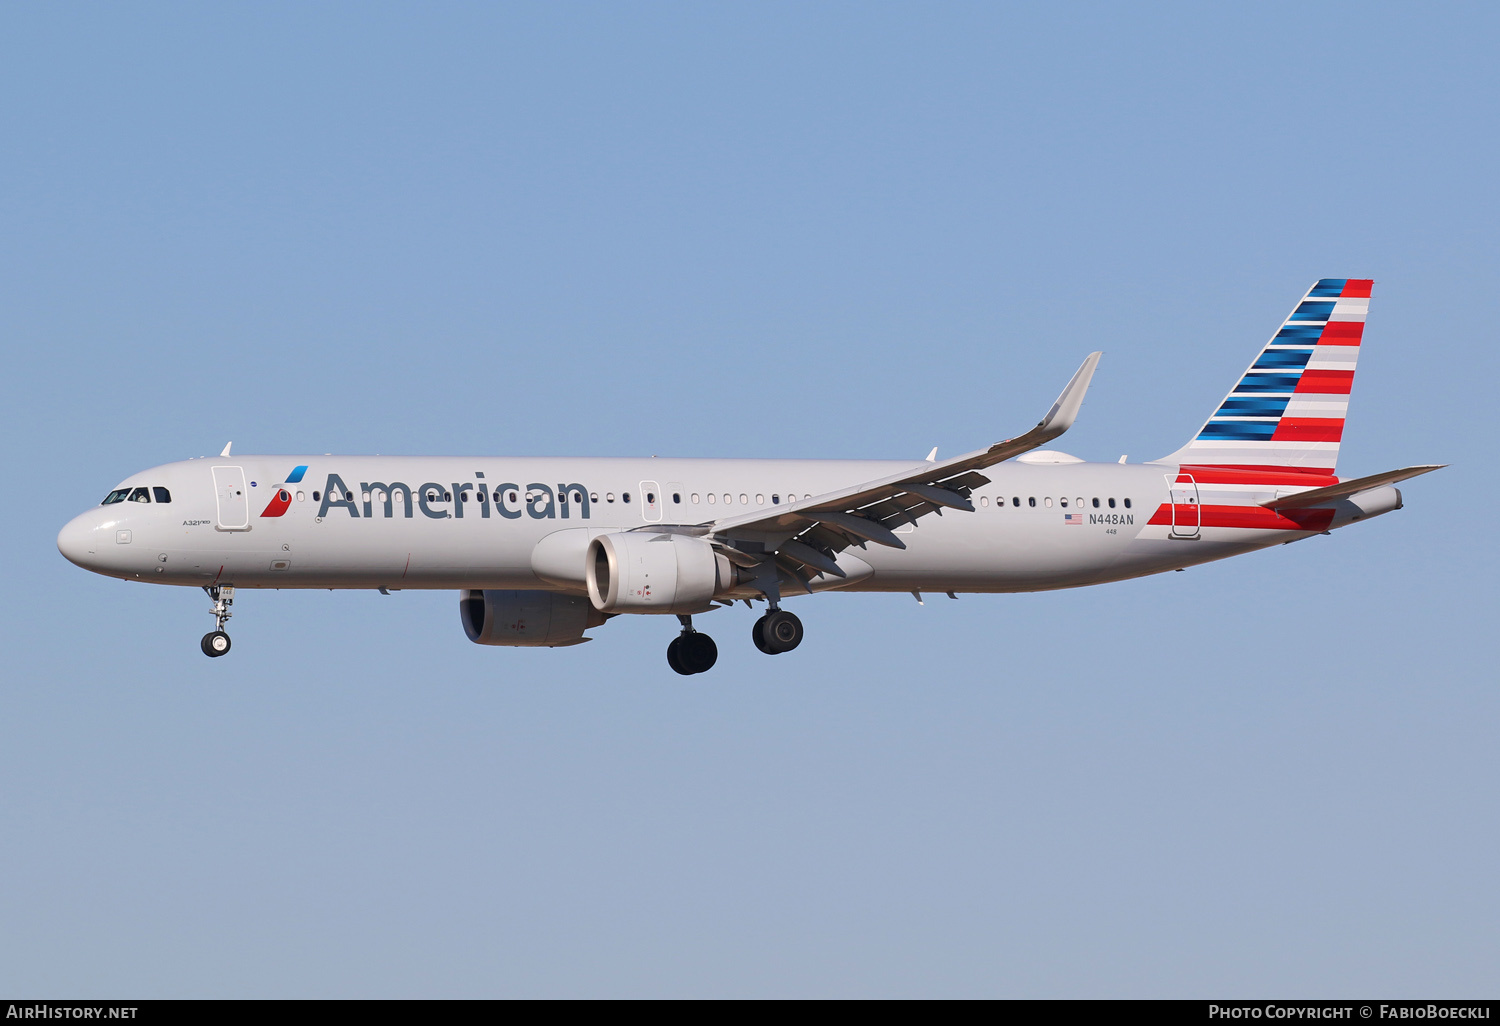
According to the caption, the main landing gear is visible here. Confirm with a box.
[752,608,803,655]
[667,614,718,676]
[201,585,234,658]
[664,604,803,675]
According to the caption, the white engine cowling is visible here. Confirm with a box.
[585,533,732,614]
[460,589,605,647]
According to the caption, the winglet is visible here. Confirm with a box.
[1037,351,1102,438]
[220,441,233,457]
[975,352,1102,464]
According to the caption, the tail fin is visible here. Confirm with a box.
[1154,278,1372,475]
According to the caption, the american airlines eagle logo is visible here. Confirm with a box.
[258,465,307,518]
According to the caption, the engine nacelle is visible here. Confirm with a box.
[460,589,605,647]
[586,532,732,614]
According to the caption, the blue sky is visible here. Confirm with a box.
[1,1,1496,997]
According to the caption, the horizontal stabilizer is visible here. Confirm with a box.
[1260,465,1446,509]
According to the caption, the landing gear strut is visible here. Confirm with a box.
[752,608,803,655]
[201,585,234,658]
[667,614,718,675]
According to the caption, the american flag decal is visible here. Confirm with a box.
[1063,513,1083,525]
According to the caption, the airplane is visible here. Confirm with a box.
[57,279,1441,674]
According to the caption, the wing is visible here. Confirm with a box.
[705,352,1102,594]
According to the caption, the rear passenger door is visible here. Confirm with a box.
[1168,474,1200,540]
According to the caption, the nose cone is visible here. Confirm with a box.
[57,512,103,569]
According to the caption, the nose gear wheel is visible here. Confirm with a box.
[200,585,235,658]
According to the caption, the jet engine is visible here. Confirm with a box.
[585,532,736,614]
[460,589,606,647]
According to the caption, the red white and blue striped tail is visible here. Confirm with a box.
[1155,278,1371,475]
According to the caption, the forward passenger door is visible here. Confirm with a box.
[212,466,250,530]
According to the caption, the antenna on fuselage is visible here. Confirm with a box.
[220,441,232,457]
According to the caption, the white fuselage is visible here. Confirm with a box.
[57,453,1397,597]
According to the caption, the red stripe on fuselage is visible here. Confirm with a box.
[1148,504,1335,531]
[1175,466,1339,486]
[259,489,292,517]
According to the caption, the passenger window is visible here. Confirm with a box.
[646,492,655,504]
[1044,497,1053,508]
[1092,498,1099,508]
[980,496,989,507]
[1012,497,1020,507]
[1059,498,1068,508]
[130,487,151,503]
[1108,498,1116,508]
[313,491,321,501]
[707,493,715,504]
[296,491,305,502]
[772,494,780,504]
[590,492,599,502]
[755,494,764,504]
[739,494,748,505]
[672,493,680,504]
[1124,498,1132,508]
[605,493,614,503]
[623,492,632,503]
[101,488,131,505]
[1076,497,1084,508]
[1028,497,1036,507]
[724,494,732,504]
[692,493,700,503]
[153,487,172,503]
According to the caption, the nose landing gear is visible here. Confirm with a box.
[667,614,718,675]
[201,585,234,658]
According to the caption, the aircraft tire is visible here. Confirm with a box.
[751,615,773,654]
[680,632,718,674]
[201,631,231,658]
[760,610,803,654]
[666,637,691,676]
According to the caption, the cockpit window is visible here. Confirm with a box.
[101,488,131,505]
[129,487,151,503]
[153,487,172,503]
